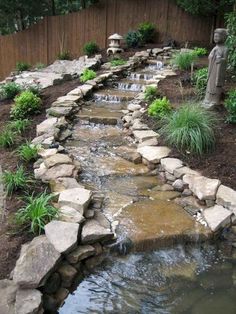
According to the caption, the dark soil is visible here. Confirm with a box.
[0,78,81,279]
[143,64,236,190]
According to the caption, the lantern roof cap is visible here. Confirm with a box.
[108,33,123,40]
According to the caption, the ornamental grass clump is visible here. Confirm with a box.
[18,141,39,162]
[2,166,29,196]
[160,104,217,155]
[7,119,30,134]
[0,128,17,148]
[192,67,208,99]
[225,90,236,124]
[171,51,197,70]
[148,97,171,118]
[80,68,96,83]
[16,192,58,235]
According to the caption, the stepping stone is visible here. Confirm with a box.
[137,146,171,164]
[216,185,236,212]
[203,205,232,232]
[161,158,183,174]
[133,130,159,142]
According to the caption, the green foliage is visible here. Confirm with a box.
[193,47,208,57]
[110,57,127,67]
[57,51,70,60]
[0,128,16,148]
[0,82,22,100]
[171,52,197,70]
[148,97,171,118]
[80,68,96,83]
[11,91,41,120]
[2,166,28,196]
[18,142,39,162]
[192,67,208,98]
[144,86,159,103]
[7,119,30,134]
[83,41,99,56]
[35,63,46,70]
[125,30,142,48]
[16,62,31,72]
[138,22,156,43]
[160,104,217,155]
[23,83,42,96]
[226,12,236,70]
[15,192,58,235]
[225,90,236,124]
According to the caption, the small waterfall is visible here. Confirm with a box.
[117,82,143,92]
[149,61,164,71]
[94,93,122,103]
[129,72,154,81]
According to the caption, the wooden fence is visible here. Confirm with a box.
[0,0,220,80]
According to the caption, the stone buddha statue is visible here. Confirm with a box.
[203,28,228,108]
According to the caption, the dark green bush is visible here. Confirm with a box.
[16,62,31,72]
[57,51,70,60]
[83,41,99,56]
[160,104,217,155]
[226,12,236,70]
[11,91,42,120]
[148,97,171,118]
[138,22,156,43]
[80,68,96,83]
[225,90,236,124]
[125,31,142,48]
[192,67,208,98]
[0,82,22,100]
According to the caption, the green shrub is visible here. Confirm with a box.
[226,12,236,70]
[2,166,28,196]
[16,192,58,235]
[83,41,99,56]
[18,142,39,162]
[35,63,46,70]
[16,62,31,72]
[138,22,156,43]
[144,86,159,103]
[57,51,70,60]
[171,52,197,70]
[0,129,17,148]
[125,30,142,48]
[192,67,208,98]
[11,91,41,120]
[110,57,127,67]
[80,68,96,83]
[0,82,22,100]
[160,104,217,155]
[193,47,208,57]
[148,97,171,118]
[7,119,30,134]
[225,90,236,124]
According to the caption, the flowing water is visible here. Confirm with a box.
[59,64,234,313]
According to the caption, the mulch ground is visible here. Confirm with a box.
[0,78,81,279]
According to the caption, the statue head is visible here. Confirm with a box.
[214,28,228,44]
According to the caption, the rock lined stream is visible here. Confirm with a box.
[59,64,231,313]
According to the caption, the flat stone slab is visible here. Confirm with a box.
[13,235,61,288]
[59,206,85,224]
[173,166,200,179]
[36,118,58,136]
[38,148,58,158]
[57,95,81,103]
[161,158,183,174]
[81,219,114,244]
[0,279,17,314]
[44,153,73,168]
[133,130,159,142]
[15,289,42,314]
[183,175,221,201]
[50,177,83,193]
[47,106,73,117]
[127,104,141,111]
[137,146,171,164]
[203,205,232,232]
[45,220,79,253]
[216,185,236,212]
[58,187,92,215]
[66,245,95,264]
[35,163,76,182]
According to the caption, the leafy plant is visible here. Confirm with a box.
[18,141,39,162]
[148,97,171,118]
[23,82,42,96]
[16,62,31,72]
[2,166,28,195]
[171,52,197,70]
[226,11,236,70]
[57,51,70,60]
[0,128,17,148]
[225,90,236,123]
[35,62,46,70]
[110,57,127,67]
[125,30,142,48]
[0,82,22,100]
[192,67,208,98]
[11,91,41,120]
[15,192,58,235]
[80,68,96,83]
[193,47,208,57]
[160,104,217,155]
[144,86,159,102]
[7,119,30,134]
[83,41,99,56]
[138,22,156,43]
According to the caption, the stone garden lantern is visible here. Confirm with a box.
[107,33,124,55]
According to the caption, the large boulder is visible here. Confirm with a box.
[203,205,232,232]
[173,166,200,179]
[15,289,42,314]
[36,118,58,136]
[13,236,61,289]
[216,185,236,212]
[183,175,221,201]
[35,163,77,182]
[49,177,83,193]
[58,188,92,215]
[0,279,17,314]
[45,220,79,254]
[81,219,114,244]
[137,146,171,164]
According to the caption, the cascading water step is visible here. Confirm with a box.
[116,79,156,92]
[93,89,137,103]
